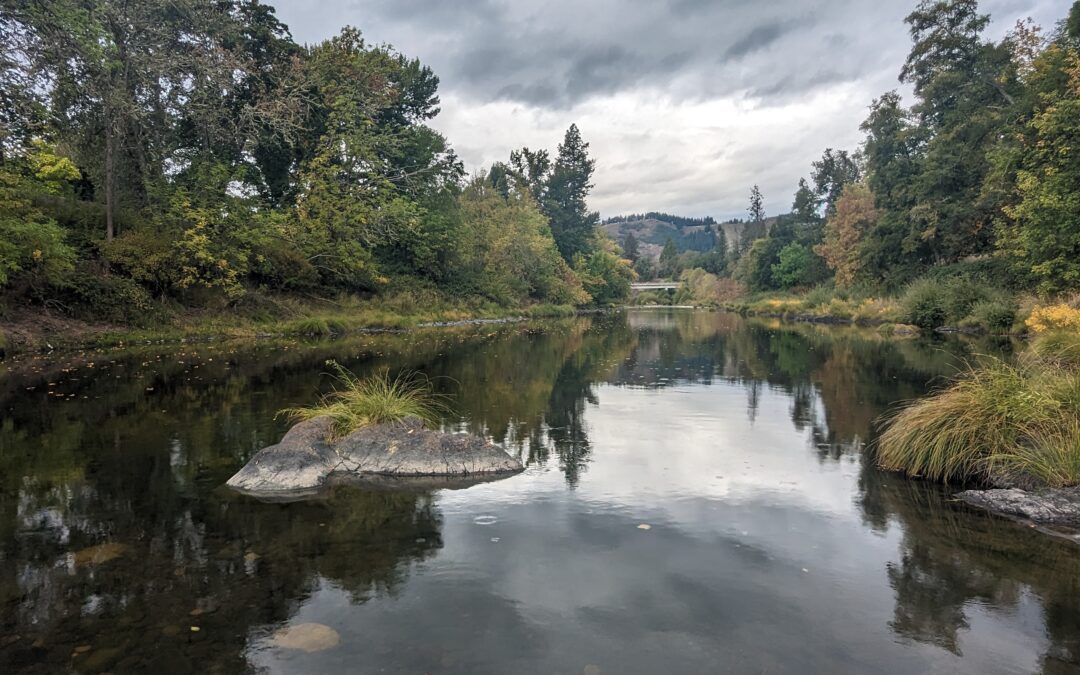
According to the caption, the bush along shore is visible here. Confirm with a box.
[876,315,1080,536]
[670,276,1078,338]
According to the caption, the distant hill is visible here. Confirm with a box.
[603,212,781,260]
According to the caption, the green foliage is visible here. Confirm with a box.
[0,5,627,325]
[574,248,635,306]
[770,243,815,288]
[455,175,589,307]
[100,229,178,296]
[282,362,447,437]
[960,298,1017,333]
[58,271,158,325]
[544,124,599,263]
[995,47,1080,294]
[899,276,1015,330]
[899,278,948,329]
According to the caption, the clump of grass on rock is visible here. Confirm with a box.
[281,361,447,437]
[877,344,1080,488]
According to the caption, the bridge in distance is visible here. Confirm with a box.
[630,281,679,291]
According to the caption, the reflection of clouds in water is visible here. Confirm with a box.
[579,383,858,519]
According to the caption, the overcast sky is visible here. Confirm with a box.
[267,0,1065,220]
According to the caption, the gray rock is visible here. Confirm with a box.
[958,487,1080,528]
[227,416,522,498]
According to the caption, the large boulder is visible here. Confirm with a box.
[227,416,523,498]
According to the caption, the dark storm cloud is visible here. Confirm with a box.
[275,0,918,109]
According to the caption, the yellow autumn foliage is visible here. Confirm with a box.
[1026,304,1080,333]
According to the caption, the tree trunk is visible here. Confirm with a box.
[105,124,115,240]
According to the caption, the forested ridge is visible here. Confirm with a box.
[0,0,633,337]
[631,1,1080,334]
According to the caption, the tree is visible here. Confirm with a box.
[996,40,1080,293]
[659,237,679,277]
[792,178,821,222]
[815,183,878,288]
[811,149,861,216]
[623,232,640,262]
[771,243,815,289]
[455,174,588,305]
[546,124,599,262]
[859,91,926,284]
[894,0,1020,265]
[748,184,765,223]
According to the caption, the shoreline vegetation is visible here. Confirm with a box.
[0,292,580,356]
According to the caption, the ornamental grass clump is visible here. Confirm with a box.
[281,361,447,437]
[877,348,1080,487]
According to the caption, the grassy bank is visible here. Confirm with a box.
[877,329,1080,488]
[0,290,578,357]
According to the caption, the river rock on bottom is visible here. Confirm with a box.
[958,487,1080,529]
[226,416,523,497]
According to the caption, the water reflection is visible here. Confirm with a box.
[0,310,1076,674]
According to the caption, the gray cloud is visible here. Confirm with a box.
[269,0,1065,217]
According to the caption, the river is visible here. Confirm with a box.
[1,309,1077,674]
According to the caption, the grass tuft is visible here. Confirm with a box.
[877,348,1080,486]
[281,361,448,437]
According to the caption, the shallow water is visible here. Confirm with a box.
[1,310,1077,674]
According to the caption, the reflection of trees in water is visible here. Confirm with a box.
[1,474,441,672]
[859,461,1080,670]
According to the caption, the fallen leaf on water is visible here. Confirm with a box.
[72,542,128,567]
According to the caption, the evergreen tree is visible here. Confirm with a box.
[623,232,640,262]
[546,124,599,262]
[659,237,679,278]
[748,184,765,223]
[811,149,861,216]
[792,178,821,223]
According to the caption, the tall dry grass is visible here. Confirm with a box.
[877,344,1080,487]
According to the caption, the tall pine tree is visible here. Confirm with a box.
[546,124,599,262]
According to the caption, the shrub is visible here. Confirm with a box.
[1026,303,1080,333]
[282,362,447,437]
[899,278,948,329]
[802,285,835,309]
[960,298,1018,333]
[942,277,990,322]
[899,276,1015,330]
[101,229,179,296]
[57,271,158,325]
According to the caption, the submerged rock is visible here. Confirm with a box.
[958,487,1080,531]
[270,623,340,652]
[226,416,523,498]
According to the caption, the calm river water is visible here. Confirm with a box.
[1,310,1078,674]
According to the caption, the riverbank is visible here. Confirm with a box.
[0,293,578,357]
[718,283,1032,336]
